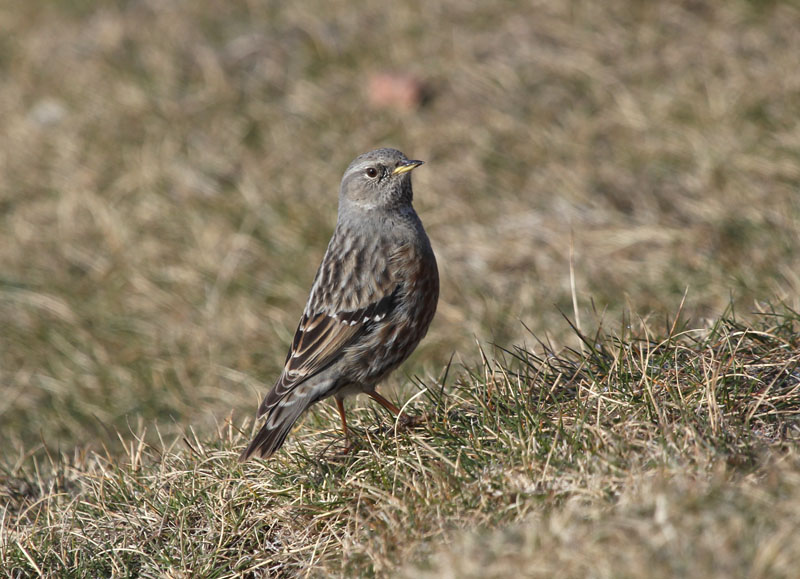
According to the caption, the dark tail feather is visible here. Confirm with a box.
[239,395,310,462]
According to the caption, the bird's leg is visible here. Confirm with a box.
[367,391,425,428]
[335,398,354,453]
[367,391,401,415]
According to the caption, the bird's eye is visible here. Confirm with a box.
[365,167,379,179]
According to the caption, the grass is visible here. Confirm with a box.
[3,309,800,576]
[2,0,800,576]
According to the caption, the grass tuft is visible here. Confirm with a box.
[3,309,799,576]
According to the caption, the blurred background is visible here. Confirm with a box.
[1,0,799,459]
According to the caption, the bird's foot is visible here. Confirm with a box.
[338,438,359,455]
[397,411,429,429]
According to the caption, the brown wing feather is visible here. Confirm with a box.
[290,291,397,380]
[257,228,401,417]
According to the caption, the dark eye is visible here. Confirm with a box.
[365,167,379,179]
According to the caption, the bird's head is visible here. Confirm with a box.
[338,148,424,211]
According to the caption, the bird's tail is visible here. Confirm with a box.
[239,389,316,462]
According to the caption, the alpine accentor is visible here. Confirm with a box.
[240,148,438,461]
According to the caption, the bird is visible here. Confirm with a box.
[240,148,439,461]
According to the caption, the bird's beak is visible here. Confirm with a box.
[392,159,424,175]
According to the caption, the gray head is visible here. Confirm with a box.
[339,148,424,211]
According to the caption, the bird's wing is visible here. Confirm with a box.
[257,237,401,417]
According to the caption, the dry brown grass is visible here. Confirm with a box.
[2,0,800,576]
[408,453,800,579]
[3,310,800,576]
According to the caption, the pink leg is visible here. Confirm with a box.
[335,398,354,452]
[367,392,425,427]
